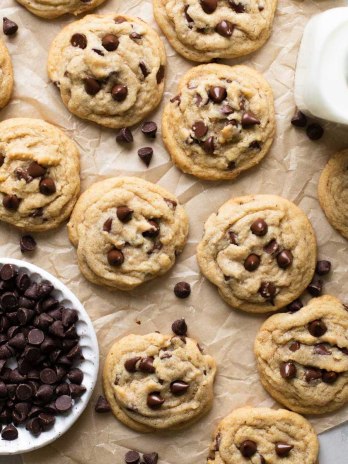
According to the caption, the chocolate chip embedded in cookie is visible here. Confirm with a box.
[0,38,13,110]
[207,407,319,463]
[255,295,348,414]
[0,118,80,232]
[153,0,278,62]
[162,64,275,181]
[103,332,216,432]
[15,0,108,19]
[318,149,348,240]
[67,177,188,290]
[197,195,317,313]
[48,14,166,128]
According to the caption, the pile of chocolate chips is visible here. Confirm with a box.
[0,263,86,440]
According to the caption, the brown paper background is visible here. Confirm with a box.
[0,0,347,462]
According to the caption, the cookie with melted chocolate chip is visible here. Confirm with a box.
[15,0,107,19]
[103,332,216,431]
[197,194,317,313]
[162,64,275,180]
[0,118,80,232]
[207,407,319,464]
[68,177,188,290]
[48,14,166,128]
[0,38,13,110]
[153,0,278,62]
[255,295,348,414]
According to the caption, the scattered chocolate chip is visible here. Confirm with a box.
[95,395,111,413]
[208,86,227,103]
[139,61,150,78]
[117,206,133,223]
[275,443,293,457]
[229,1,245,12]
[192,121,208,138]
[242,112,261,127]
[71,33,87,49]
[107,249,124,266]
[322,371,338,384]
[20,235,37,253]
[111,84,128,101]
[308,319,327,337]
[306,123,324,140]
[316,260,331,276]
[147,392,164,409]
[143,453,158,464]
[287,299,303,312]
[291,109,307,127]
[259,281,276,300]
[125,450,140,464]
[307,279,323,297]
[172,318,187,336]
[102,34,119,51]
[141,122,157,138]
[280,362,297,379]
[200,0,218,14]
[156,65,165,84]
[276,250,293,269]
[39,178,56,196]
[1,424,18,440]
[202,136,215,154]
[170,380,189,395]
[138,147,153,166]
[142,220,160,238]
[221,104,234,115]
[124,357,141,373]
[84,77,101,96]
[314,344,331,355]
[305,367,322,382]
[239,440,257,458]
[174,282,191,299]
[289,341,301,352]
[244,254,260,272]
[138,357,155,373]
[116,127,133,144]
[3,194,20,211]
[130,32,142,40]
[27,162,46,178]
[250,218,268,236]
[263,239,279,255]
[215,20,234,37]
[228,231,238,245]
[3,18,18,36]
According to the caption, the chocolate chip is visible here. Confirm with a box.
[208,86,227,103]
[242,112,261,127]
[202,136,215,154]
[275,443,293,457]
[215,20,234,37]
[1,424,18,440]
[92,48,104,56]
[84,77,101,95]
[306,123,324,140]
[156,65,165,84]
[143,453,159,464]
[95,395,111,413]
[69,383,86,398]
[139,357,155,373]
[291,109,307,127]
[258,282,276,301]
[305,367,322,382]
[26,417,42,436]
[276,250,293,269]
[322,371,338,384]
[139,61,150,78]
[20,235,37,253]
[250,218,268,236]
[40,368,57,385]
[244,254,260,272]
[192,121,208,138]
[3,18,18,36]
[147,392,164,409]
[16,384,33,401]
[28,328,44,346]
[314,344,331,355]
[172,318,187,336]
[174,282,191,299]
[124,357,141,373]
[239,440,257,458]
[141,121,158,138]
[107,249,124,266]
[138,147,153,166]
[170,380,189,395]
[130,32,142,40]
[315,260,331,276]
[27,162,46,179]
[102,34,119,51]
[0,155,4,167]
[280,362,296,379]
[1,292,18,311]
[308,319,327,337]
[200,0,218,14]
[55,395,72,412]
[289,341,301,352]
[307,279,323,297]
[8,333,26,351]
[142,220,160,238]
[3,194,20,211]
[229,1,245,12]
[125,450,140,464]
[170,94,181,104]
[39,178,56,196]
[287,299,303,312]
[71,33,87,49]
[114,16,127,23]
[228,231,238,245]
[263,239,279,255]
[0,264,16,281]
[38,413,55,431]
[117,206,133,223]
[116,127,133,144]
[111,84,128,101]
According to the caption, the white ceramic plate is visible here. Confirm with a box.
[0,258,99,455]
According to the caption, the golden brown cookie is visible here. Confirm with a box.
[0,37,13,110]
[15,0,107,19]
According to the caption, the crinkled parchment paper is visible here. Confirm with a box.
[0,0,347,462]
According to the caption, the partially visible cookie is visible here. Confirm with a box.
[318,149,348,240]
[48,14,166,128]
[103,331,216,432]
[207,407,319,463]
[15,0,107,19]
[153,0,278,62]
[68,177,189,290]
[0,118,80,232]
[197,195,317,313]
[162,64,275,180]
[255,295,348,414]
[0,38,13,110]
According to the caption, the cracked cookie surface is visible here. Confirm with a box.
[103,332,216,431]
[162,64,275,180]
[318,149,348,240]
[197,195,317,313]
[68,177,189,290]
[255,295,348,414]
[0,38,13,110]
[0,118,80,232]
[15,0,107,19]
[48,14,166,128]
[207,407,319,464]
[153,0,278,62]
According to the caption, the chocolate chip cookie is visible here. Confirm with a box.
[0,38,13,109]
[103,331,216,431]
[153,0,278,62]
[0,118,80,232]
[15,0,107,19]
[197,195,317,313]
[48,14,166,128]
[318,150,348,240]
[162,64,275,180]
[255,295,348,414]
[207,407,319,463]
[67,177,189,290]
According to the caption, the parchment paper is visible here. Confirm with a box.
[0,0,347,462]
